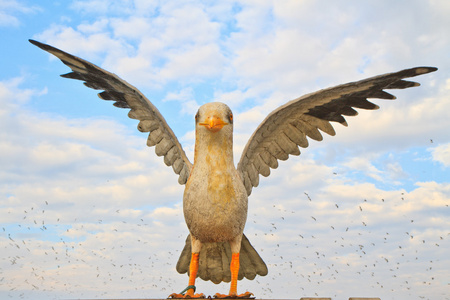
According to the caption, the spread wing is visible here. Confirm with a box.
[237,66,437,195]
[30,39,192,184]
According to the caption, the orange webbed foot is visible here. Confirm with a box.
[213,291,254,299]
[168,292,205,299]
[168,286,205,299]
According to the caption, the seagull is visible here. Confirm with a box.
[29,39,436,298]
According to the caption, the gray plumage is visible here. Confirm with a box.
[28,39,192,185]
[237,67,437,195]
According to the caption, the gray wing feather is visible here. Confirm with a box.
[237,66,437,195]
[30,39,192,184]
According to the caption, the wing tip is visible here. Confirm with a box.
[29,39,50,51]
[28,39,39,46]
[415,66,438,75]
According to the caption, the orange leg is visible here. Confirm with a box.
[169,253,205,298]
[215,253,253,298]
[229,253,239,295]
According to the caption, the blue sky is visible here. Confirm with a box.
[1,1,449,299]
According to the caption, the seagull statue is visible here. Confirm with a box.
[29,39,437,298]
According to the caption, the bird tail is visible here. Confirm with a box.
[176,234,268,284]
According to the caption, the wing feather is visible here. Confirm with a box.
[277,133,300,156]
[237,66,437,195]
[284,123,309,148]
[247,163,260,187]
[30,39,193,184]
[260,150,278,169]
[267,142,289,161]
[242,171,253,196]
[254,154,271,177]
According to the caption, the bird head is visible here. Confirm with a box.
[196,102,233,133]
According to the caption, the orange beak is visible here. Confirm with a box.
[199,116,228,133]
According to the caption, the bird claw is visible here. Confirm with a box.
[168,293,206,299]
[213,291,254,299]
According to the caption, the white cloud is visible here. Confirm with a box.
[0,74,189,298]
[0,0,40,27]
[34,23,126,62]
[160,43,225,81]
[76,18,109,34]
[110,16,152,40]
[245,170,449,298]
[33,1,227,89]
[70,0,135,15]
[0,75,185,222]
[162,87,199,116]
[430,143,450,167]
[343,155,385,182]
[0,76,45,107]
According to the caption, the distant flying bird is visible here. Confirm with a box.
[29,39,437,298]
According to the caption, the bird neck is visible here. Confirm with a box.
[194,130,234,168]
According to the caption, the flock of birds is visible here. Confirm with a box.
[1,188,447,299]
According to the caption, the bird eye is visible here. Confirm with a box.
[195,111,199,122]
[229,113,233,123]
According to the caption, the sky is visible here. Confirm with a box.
[1,0,449,299]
